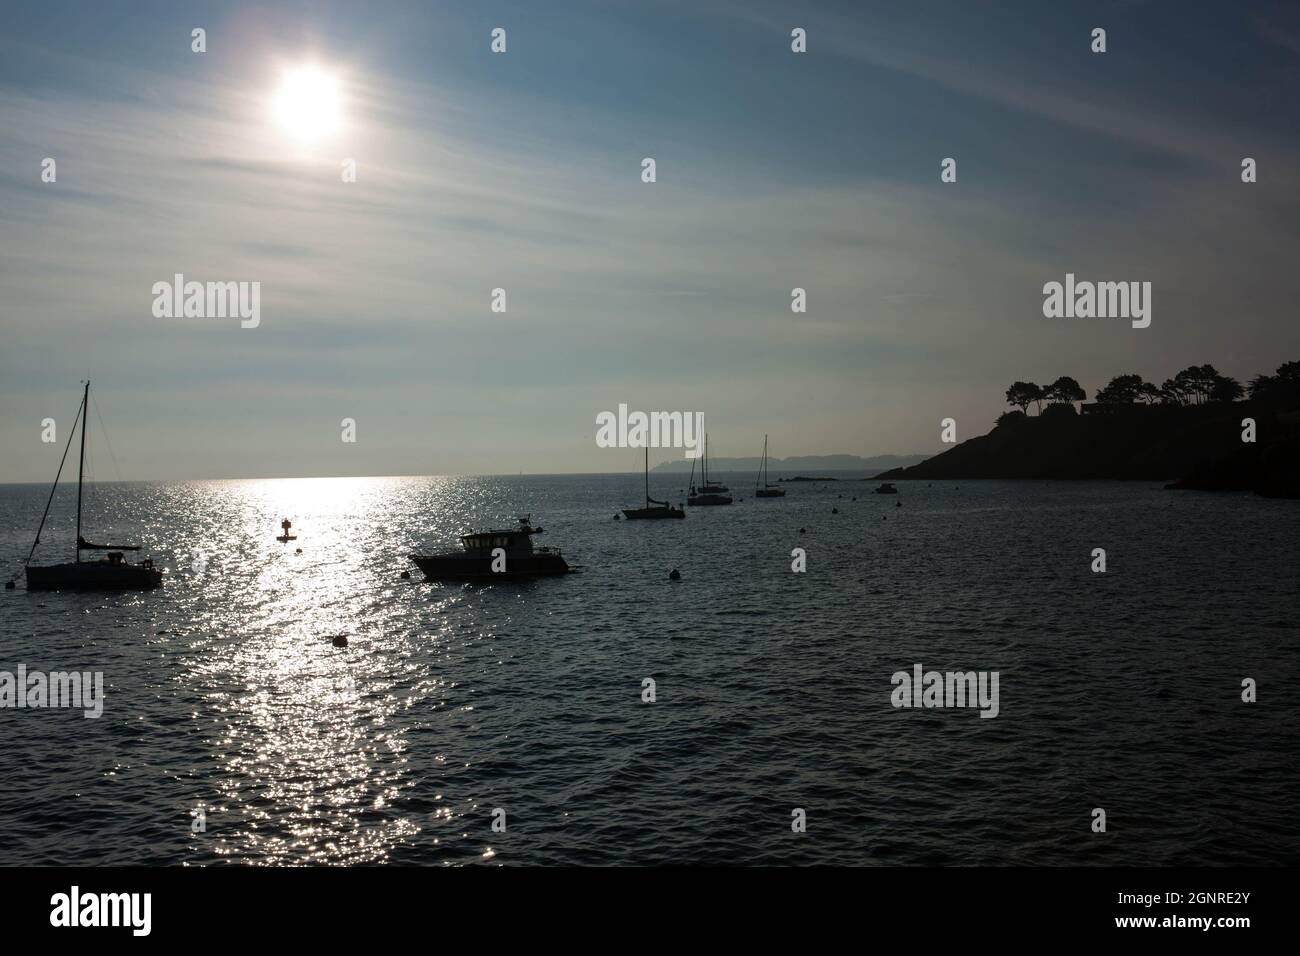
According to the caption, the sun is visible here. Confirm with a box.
[271,65,343,146]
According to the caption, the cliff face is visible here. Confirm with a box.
[876,403,1300,496]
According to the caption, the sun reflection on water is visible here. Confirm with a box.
[179,477,463,864]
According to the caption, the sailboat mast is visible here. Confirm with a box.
[75,381,89,562]
[644,446,649,507]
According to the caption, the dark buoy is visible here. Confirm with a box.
[613,514,621,520]
[400,570,411,580]
[895,501,901,508]
[832,507,838,514]
[4,580,14,590]
[331,635,348,648]
[295,547,302,553]
[669,569,681,581]
[799,527,806,534]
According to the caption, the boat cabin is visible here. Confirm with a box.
[460,530,537,553]
[459,516,543,553]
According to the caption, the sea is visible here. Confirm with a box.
[0,475,1297,866]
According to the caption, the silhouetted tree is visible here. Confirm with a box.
[1170,364,1223,404]
[1095,374,1146,404]
[995,410,1027,428]
[1015,361,1296,413]
[1210,375,1244,403]
[1045,376,1087,409]
[1006,381,1042,415]
[1249,374,1277,399]
[1248,362,1300,403]
[1160,378,1190,405]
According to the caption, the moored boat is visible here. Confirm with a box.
[623,448,685,519]
[410,515,573,580]
[20,381,163,592]
[754,434,786,498]
[687,434,732,506]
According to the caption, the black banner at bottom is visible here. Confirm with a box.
[0,866,1282,942]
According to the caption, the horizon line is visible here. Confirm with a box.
[0,463,923,486]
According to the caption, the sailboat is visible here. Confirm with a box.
[699,434,728,493]
[754,434,786,498]
[20,382,163,591]
[623,447,685,519]
[687,434,732,506]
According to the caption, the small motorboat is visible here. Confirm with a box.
[873,482,898,494]
[410,516,573,581]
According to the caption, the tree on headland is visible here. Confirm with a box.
[1160,377,1190,405]
[1045,376,1087,409]
[1172,365,1218,404]
[1005,362,1294,414]
[1248,362,1300,403]
[1249,374,1275,399]
[1006,381,1043,415]
[1210,375,1244,403]
[1152,365,1243,405]
[1095,374,1147,404]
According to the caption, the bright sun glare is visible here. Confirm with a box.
[272,66,343,146]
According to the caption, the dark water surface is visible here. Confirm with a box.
[1,476,1297,865]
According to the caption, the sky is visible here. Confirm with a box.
[2,0,1299,481]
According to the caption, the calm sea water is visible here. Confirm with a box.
[0,475,1296,866]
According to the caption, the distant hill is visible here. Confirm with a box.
[652,453,929,476]
[875,402,1300,497]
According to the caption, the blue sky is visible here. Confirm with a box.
[2,0,1299,480]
